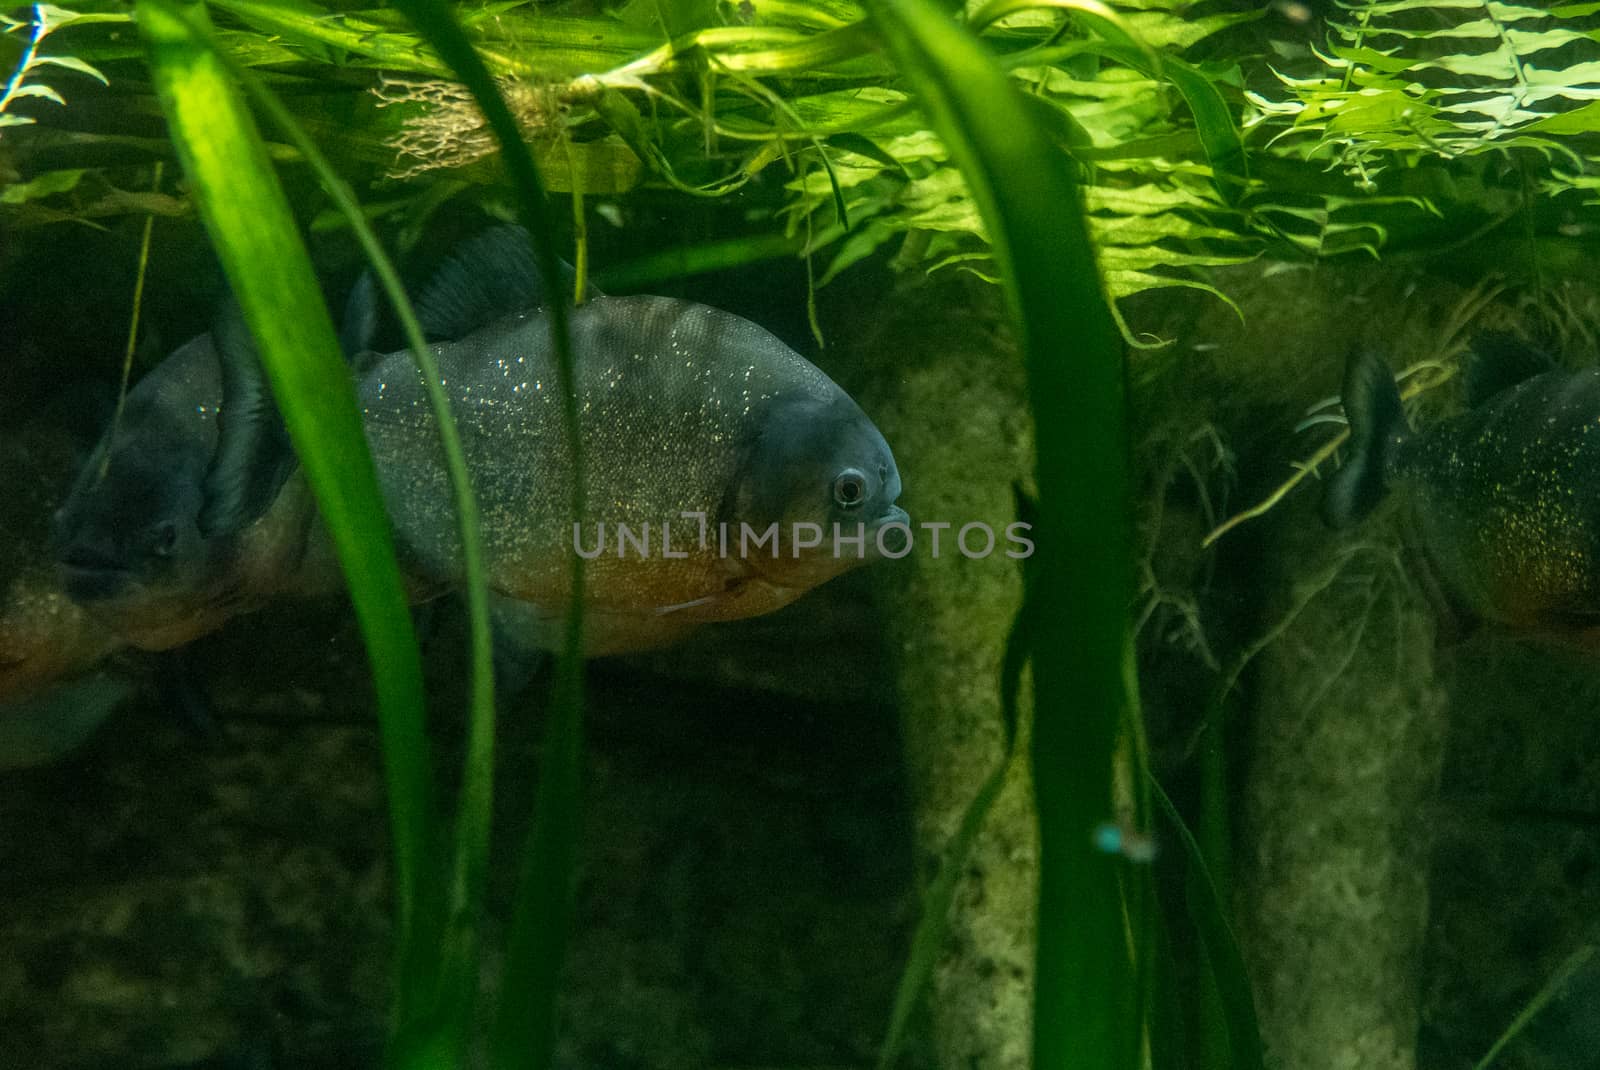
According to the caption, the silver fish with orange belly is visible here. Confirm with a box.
[51,227,907,657]
[360,262,907,655]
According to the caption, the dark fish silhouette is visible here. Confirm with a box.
[1325,334,1600,639]
[50,301,332,651]
[2,418,124,702]
[1,415,132,768]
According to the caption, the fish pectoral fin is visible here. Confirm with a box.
[654,595,719,617]
[653,567,754,616]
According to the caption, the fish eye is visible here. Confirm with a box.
[148,520,179,558]
[833,468,868,509]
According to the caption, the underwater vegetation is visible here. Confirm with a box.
[11,0,1600,1068]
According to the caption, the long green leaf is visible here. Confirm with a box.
[878,530,1037,1068]
[135,0,441,1038]
[143,8,503,1058]
[384,4,588,1069]
[1474,943,1597,1070]
[860,2,1137,1069]
[1151,779,1264,1070]
[876,763,1011,1070]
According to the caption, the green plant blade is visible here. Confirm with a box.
[1475,944,1596,1070]
[1151,778,1264,1070]
[383,5,587,1070]
[170,22,500,1062]
[859,1,1137,1068]
[1099,45,1248,205]
[135,0,440,1035]
[595,232,813,290]
[876,763,1011,1070]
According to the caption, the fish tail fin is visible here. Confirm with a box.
[1322,348,1409,529]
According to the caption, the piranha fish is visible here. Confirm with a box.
[1,414,134,768]
[355,228,908,651]
[1324,334,1600,641]
[54,227,907,657]
[2,418,125,702]
[50,300,335,651]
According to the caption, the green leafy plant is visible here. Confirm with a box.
[1,3,111,130]
[1242,1,1600,257]
[1252,1,1600,181]
[5,0,1269,336]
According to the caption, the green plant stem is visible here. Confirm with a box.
[860,1,1136,1067]
[1475,944,1596,1069]
[877,758,1013,1069]
[222,44,498,1063]
[1151,778,1263,1070]
[133,3,506,1056]
[134,0,439,1042]
[385,5,587,1070]
[0,3,48,117]
[99,160,161,480]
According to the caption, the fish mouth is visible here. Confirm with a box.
[56,547,138,602]
[878,504,910,529]
[866,505,912,557]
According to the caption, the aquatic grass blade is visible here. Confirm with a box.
[141,11,505,1057]
[134,0,441,1036]
[1104,47,1247,205]
[383,4,587,1069]
[877,760,1010,1069]
[594,231,814,290]
[1474,944,1596,1070]
[859,0,1137,1067]
[1151,778,1264,1070]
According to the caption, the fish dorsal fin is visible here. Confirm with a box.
[1464,330,1555,408]
[414,224,588,342]
[197,296,297,539]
